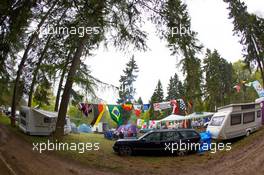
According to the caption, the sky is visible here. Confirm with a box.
[84,0,264,104]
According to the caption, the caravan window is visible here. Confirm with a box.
[231,114,241,125]
[210,116,225,126]
[243,112,255,124]
[257,111,261,118]
[44,117,52,123]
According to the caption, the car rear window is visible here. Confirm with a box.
[179,131,199,138]
[161,132,181,141]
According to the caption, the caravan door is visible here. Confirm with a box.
[206,112,227,139]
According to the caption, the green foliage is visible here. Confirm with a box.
[33,78,52,107]
[230,60,259,103]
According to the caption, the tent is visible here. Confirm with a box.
[78,123,92,133]
[70,122,79,133]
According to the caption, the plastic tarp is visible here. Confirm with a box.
[78,123,92,133]
[199,131,212,152]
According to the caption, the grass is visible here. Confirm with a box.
[1,114,264,174]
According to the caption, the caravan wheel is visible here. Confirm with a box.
[246,130,251,137]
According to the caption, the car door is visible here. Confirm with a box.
[179,131,200,152]
[160,131,181,155]
[138,132,161,153]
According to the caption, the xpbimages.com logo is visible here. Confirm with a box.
[164,140,232,154]
[32,140,100,153]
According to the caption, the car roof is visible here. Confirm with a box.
[149,128,197,133]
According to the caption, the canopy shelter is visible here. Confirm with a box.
[156,112,214,129]
[185,112,214,120]
[158,115,186,122]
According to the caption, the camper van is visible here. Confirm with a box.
[206,102,262,140]
[19,106,71,136]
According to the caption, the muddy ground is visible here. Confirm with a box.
[0,124,264,175]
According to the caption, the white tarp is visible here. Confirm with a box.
[158,112,214,122]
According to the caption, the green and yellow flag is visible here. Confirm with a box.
[108,105,122,126]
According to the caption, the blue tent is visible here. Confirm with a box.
[78,123,92,133]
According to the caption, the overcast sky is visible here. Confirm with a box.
[84,0,264,104]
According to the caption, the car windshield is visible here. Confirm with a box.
[138,132,151,140]
[210,116,225,126]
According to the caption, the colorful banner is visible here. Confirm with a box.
[153,102,171,111]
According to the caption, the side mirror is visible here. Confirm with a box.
[141,138,146,142]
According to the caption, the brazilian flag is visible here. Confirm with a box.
[108,105,122,126]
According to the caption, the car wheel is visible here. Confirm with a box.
[177,150,186,157]
[119,146,132,156]
[246,130,250,137]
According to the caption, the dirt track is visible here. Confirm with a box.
[0,124,264,175]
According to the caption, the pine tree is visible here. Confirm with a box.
[159,0,203,109]
[149,80,164,120]
[203,49,233,111]
[117,55,139,104]
[166,73,180,100]
[151,80,164,103]
[137,97,143,105]
[224,0,264,86]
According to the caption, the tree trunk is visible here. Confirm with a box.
[54,50,73,112]
[28,36,52,107]
[54,36,87,139]
[10,2,57,126]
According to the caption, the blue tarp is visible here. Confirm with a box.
[199,131,212,152]
[78,123,92,133]
[104,130,114,140]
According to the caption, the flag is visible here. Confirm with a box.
[233,85,241,93]
[153,102,171,111]
[91,104,105,126]
[122,104,133,111]
[78,103,93,117]
[178,99,186,111]
[252,80,264,97]
[170,100,179,114]
[245,82,252,87]
[94,104,106,126]
[143,104,150,111]
[108,105,122,125]
[134,109,141,117]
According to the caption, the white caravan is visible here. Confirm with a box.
[19,106,71,136]
[206,102,262,140]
